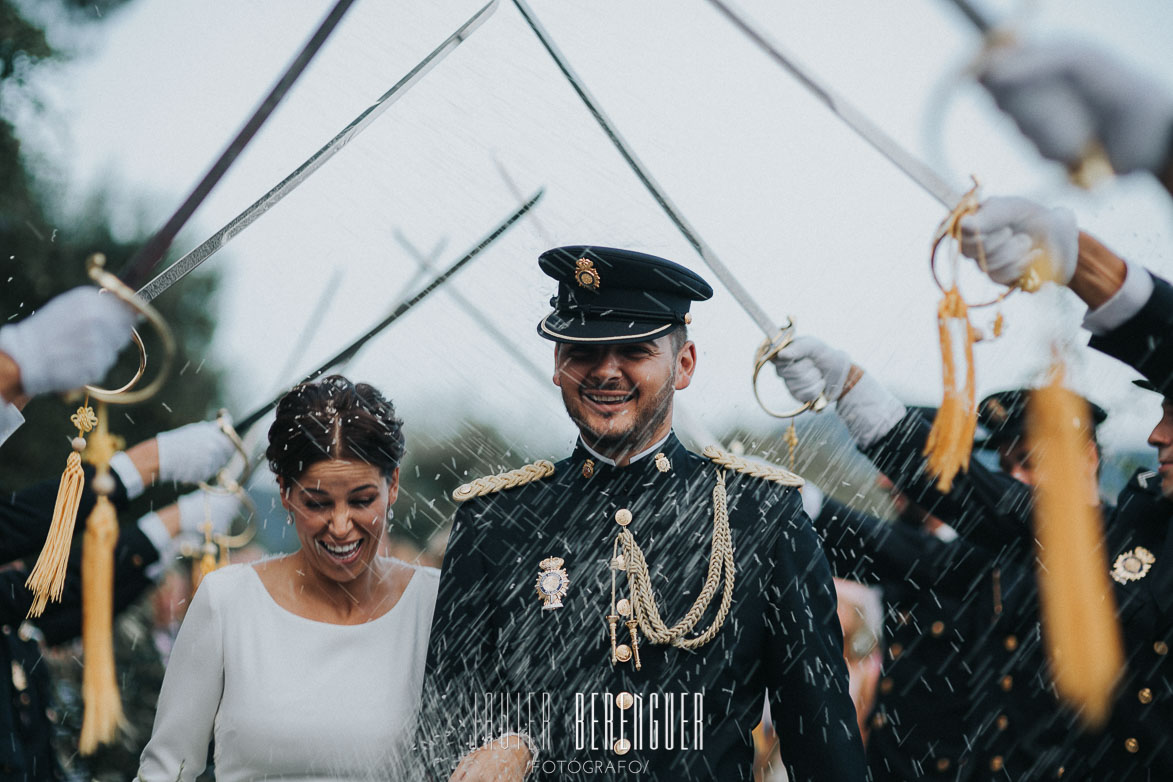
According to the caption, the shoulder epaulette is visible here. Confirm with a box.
[452,460,556,502]
[702,446,804,487]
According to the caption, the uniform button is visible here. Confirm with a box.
[1,625,9,635]
[936,757,951,772]
[1004,635,1018,651]
[1154,641,1169,656]
[18,692,30,705]
[132,554,144,567]
[995,715,1009,731]
[614,509,632,526]
[1000,675,1013,691]
[879,677,894,694]
[889,643,903,660]
[1124,738,1139,754]
[616,692,634,710]
[616,598,632,616]
[930,620,945,636]
[1056,767,1065,778]
[615,644,632,663]
[614,738,631,755]
[872,713,886,729]
[990,755,1004,771]
[1138,687,1153,704]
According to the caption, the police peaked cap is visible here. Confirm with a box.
[974,388,1107,448]
[536,246,714,344]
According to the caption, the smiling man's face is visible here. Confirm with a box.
[553,334,695,463]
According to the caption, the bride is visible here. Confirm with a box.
[137,375,438,780]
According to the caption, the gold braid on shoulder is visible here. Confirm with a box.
[452,460,556,502]
[701,446,804,487]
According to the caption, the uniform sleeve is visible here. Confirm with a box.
[34,525,160,646]
[1087,271,1173,394]
[0,464,132,564]
[136,572,224,781]
[415,502,505,779]
[815,496,1001,598]
[765,489,867,781]
[864,411,1036,556]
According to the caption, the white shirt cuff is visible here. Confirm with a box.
[109,451,145,500]
[1082,260,1154,335]
[0,402,24,446]
[137,511,173,556]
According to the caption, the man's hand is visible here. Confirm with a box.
[449,736,533,782]
[156,417,238,485]
[0,287,135,397]
[772,336,905,449]
[978,43,1173,177]
[958,196,1078,286]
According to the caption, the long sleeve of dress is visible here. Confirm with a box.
[136,572,225,781]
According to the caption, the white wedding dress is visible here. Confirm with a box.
[137,561,439,781]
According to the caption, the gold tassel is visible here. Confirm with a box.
[923,286,978,492]
[78,403,124,754]
[25,404,98,617]
[1028,365,1124,728]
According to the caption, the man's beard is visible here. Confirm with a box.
[565,376,675,456]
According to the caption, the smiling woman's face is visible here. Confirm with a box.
[280,459,398,584]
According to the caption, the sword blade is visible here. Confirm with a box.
[234,187,544,432]
[705,0,964,209]
[512,0,784,339]
[137,0,502,303]
[120,0,357,289]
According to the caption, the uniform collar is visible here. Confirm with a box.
[573,431,686,481]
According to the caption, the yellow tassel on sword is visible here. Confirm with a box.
[1028,366,1124,728]
[25,401,98,617]
[78,402,125,754]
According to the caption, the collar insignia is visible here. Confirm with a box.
[582,458,595,479]
[1111,546,1156,584]
[536,557,570,610]
[574,258,601,291]
[654,452,671,473]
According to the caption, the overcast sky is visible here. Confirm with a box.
[12,0,1173,473]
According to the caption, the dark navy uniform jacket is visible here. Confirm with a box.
[419,433,867,781]
[861,272,1173,781]
[0,466,160,779]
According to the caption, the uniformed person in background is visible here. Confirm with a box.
[0,420,238,779]
[417,247,866,781]
[776,193,1173,778]
[803,393,1103,779]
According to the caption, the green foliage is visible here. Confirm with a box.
[0,0,226,493]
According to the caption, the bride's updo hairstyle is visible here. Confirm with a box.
[266,375,406,485]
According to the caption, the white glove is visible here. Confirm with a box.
[771,335,851,403]
[0,287,135,396]
[176,489,243,537]
[958,196,1078,286]
[978,43,1173,176]
[772,336,905,448]
[156,417,237,485]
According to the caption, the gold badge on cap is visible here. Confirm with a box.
[536,557,570,610]
[575,258,601,291]
[984,398,1008,425]
[1111,546,1155,584]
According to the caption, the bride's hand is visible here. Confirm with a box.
[449,735,532,781]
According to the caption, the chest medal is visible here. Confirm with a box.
[1111,546,1156,584]
[536,557,570,609]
